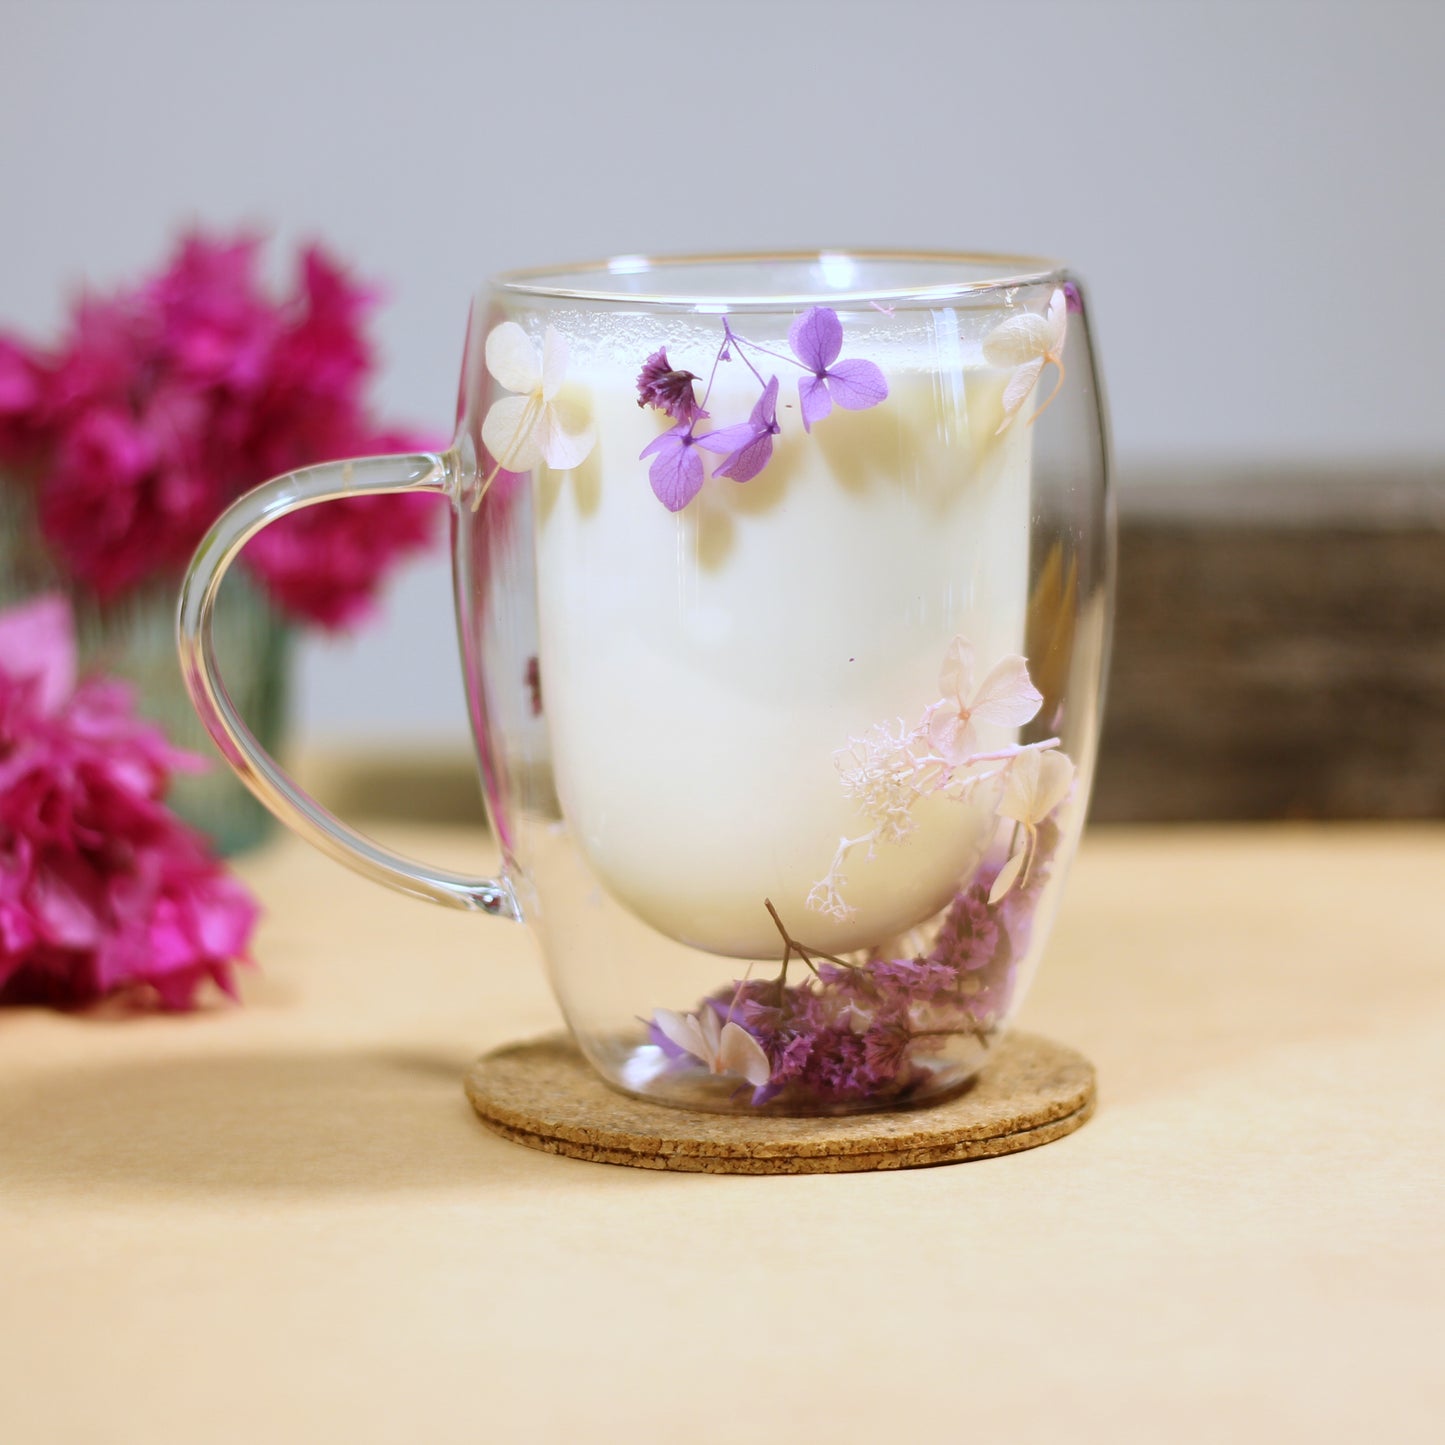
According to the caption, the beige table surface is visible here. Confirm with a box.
[2,816,1443,1443]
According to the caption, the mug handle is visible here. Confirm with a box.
[177,451,518,921]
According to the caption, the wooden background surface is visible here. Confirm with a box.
[1094,466,1445,821]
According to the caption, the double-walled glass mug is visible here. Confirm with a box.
[179,251,1113,1116]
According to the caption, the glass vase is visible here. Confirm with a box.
[1,476,290,855]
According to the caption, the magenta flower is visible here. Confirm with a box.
[635,348,700,422]
[0,229,439,629]
[0,334,46,461]
[640,417,710,512]
[0,596,259,1011]
[788,306,888,432]
[695,375,780,482]
[242,426,441,629]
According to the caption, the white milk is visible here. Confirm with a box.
[531,311,1031,959]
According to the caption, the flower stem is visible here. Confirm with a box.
[721,319,769,388]
[1028,357,1066,427]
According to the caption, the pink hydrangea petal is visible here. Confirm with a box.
[970,655,1043,728]
[927,705,974,765]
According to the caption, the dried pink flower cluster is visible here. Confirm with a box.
[0,596,258,1009]
[0,231,439,628]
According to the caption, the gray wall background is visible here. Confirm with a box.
[4,0,1442,742]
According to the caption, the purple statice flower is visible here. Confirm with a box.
[788,306,888,432]
[635,348,700,422]
[926,887,1002,973]
[1063,281,1084,315]
[650,817,1069,1108]
[640,415,710,512]
[695,375,780,483]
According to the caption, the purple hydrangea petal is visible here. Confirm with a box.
[789,305,843,373]
[798,373,833,432]
[639,419,690,460]
[646,436,705,511]
[711,430,774,483]
[751,374,780,429]
[693,421,757,455]
[824,357,888,412]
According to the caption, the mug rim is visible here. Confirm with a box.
[490,249,1068,308]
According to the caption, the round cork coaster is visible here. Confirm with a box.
[464,1030,1095,1174]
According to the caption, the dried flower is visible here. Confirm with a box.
[990,748,1075,902]
[480,322,595,474]
[633,307,891,512]
[788,306,888,432]
[695,374,780,483]
[640,417,711,512]
[0,596,259,1009]
[982,286,1068,433]
[635,348,700,422]
[927,637,1043,765]
[652,1005,771,1086]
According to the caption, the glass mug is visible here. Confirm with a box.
[178,251,1113,1116]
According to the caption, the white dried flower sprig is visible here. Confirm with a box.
[989,749,1077,902]
[807,635,1068,922]
[982,286,1068,434]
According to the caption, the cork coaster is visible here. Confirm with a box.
[464,1030,1095,1174]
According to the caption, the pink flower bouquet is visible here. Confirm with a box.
[0,230,438,627]
[0,596,257,1009]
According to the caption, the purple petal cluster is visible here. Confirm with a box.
[637,306,889,510]
[695,375,780,483]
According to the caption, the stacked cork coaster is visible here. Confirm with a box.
[464,1030,1095,1174]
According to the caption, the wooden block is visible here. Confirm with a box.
[464,1030,1095,1174]
[1093,467,1445,821]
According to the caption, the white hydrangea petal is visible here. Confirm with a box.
[998,748,1042,823]
[540,397,596,471]
[653,1008,708,1063]
[719,1021,772,1087]
[484,322,542,395]
[983,313,1053,367]
[481,393,544,471]
[927,705,975,766]
[1034,750,1076,818]
[938,635,975,702]
[989,849,1027,904]
[697,1006,723,1057]
[540,325,569,401]
[997,357,1046,432]
[1045,287,1068,351]
[971,655,1044,727]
